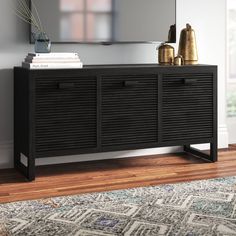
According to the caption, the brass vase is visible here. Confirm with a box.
[174,55,184,66]
[178,24,198,65]
[158,43,175,65]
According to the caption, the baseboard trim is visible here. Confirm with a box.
[0,140,13,149]
[0,126,229,169]
[218,124,229,149]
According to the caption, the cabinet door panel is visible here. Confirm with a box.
[35,76,97,157]
[162,73,213,142]
[101,75,158,148]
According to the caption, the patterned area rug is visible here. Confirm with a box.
[1,177,236,236]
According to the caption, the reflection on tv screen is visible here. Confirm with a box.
[31,0,176,43]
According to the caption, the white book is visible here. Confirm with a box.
[27,52,79,59]
[25,57,81,63]
[22,62,83,69]
[25,56,80,62]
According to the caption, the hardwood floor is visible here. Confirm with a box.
[0,146,236,204]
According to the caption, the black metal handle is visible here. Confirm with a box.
[182,78,198,85]
[123,81,140,87]
[57,82,75,89]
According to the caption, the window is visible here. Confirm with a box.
[60,0,113,41]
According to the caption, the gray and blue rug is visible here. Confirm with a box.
[1,176,236,235]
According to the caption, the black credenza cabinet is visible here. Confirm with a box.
[14,64,217,180]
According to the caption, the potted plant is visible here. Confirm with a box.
[14,0,51,53]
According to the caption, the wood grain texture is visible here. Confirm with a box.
[0,147,235,204]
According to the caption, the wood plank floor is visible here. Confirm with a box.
[0,145,236,204]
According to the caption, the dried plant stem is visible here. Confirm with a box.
[31,0,43,32]
[22,0,42,31]
[14,0,44,33]
[14,11,40,31]
[14,0,50,49]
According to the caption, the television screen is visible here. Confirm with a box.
[31,0,176,43]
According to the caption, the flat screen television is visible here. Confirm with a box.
[30,0,176,44]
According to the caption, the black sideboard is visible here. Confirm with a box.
[14,64,217,180]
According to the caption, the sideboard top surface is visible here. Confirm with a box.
[15,64,216,70]
[14,64,217,79]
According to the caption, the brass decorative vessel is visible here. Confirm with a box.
[178,24,198,65]
[174,55,184,66]
[158,43,175,65]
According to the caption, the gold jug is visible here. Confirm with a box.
[158,43,175,65]
[178,24,198,65]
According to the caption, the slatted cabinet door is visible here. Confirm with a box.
[162,73,214,143]
[101,75,158,149]
[35,76,97,157]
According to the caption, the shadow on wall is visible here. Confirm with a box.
[0,69,14,169]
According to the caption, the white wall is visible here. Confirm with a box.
[0,0,228,168]
[176,0,228,149]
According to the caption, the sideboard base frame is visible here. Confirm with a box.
[14,144,217,182]
[14,153,35,181]
[184,143,217,163]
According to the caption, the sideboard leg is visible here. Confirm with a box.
[14,145,20,168]
[210,142,218,162]
[184,143,217,163]
[14,152,35,181]
[27,156,36,181]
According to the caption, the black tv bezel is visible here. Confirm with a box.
[29,0,176,44]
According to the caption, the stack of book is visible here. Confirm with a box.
[22,53,83,69]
